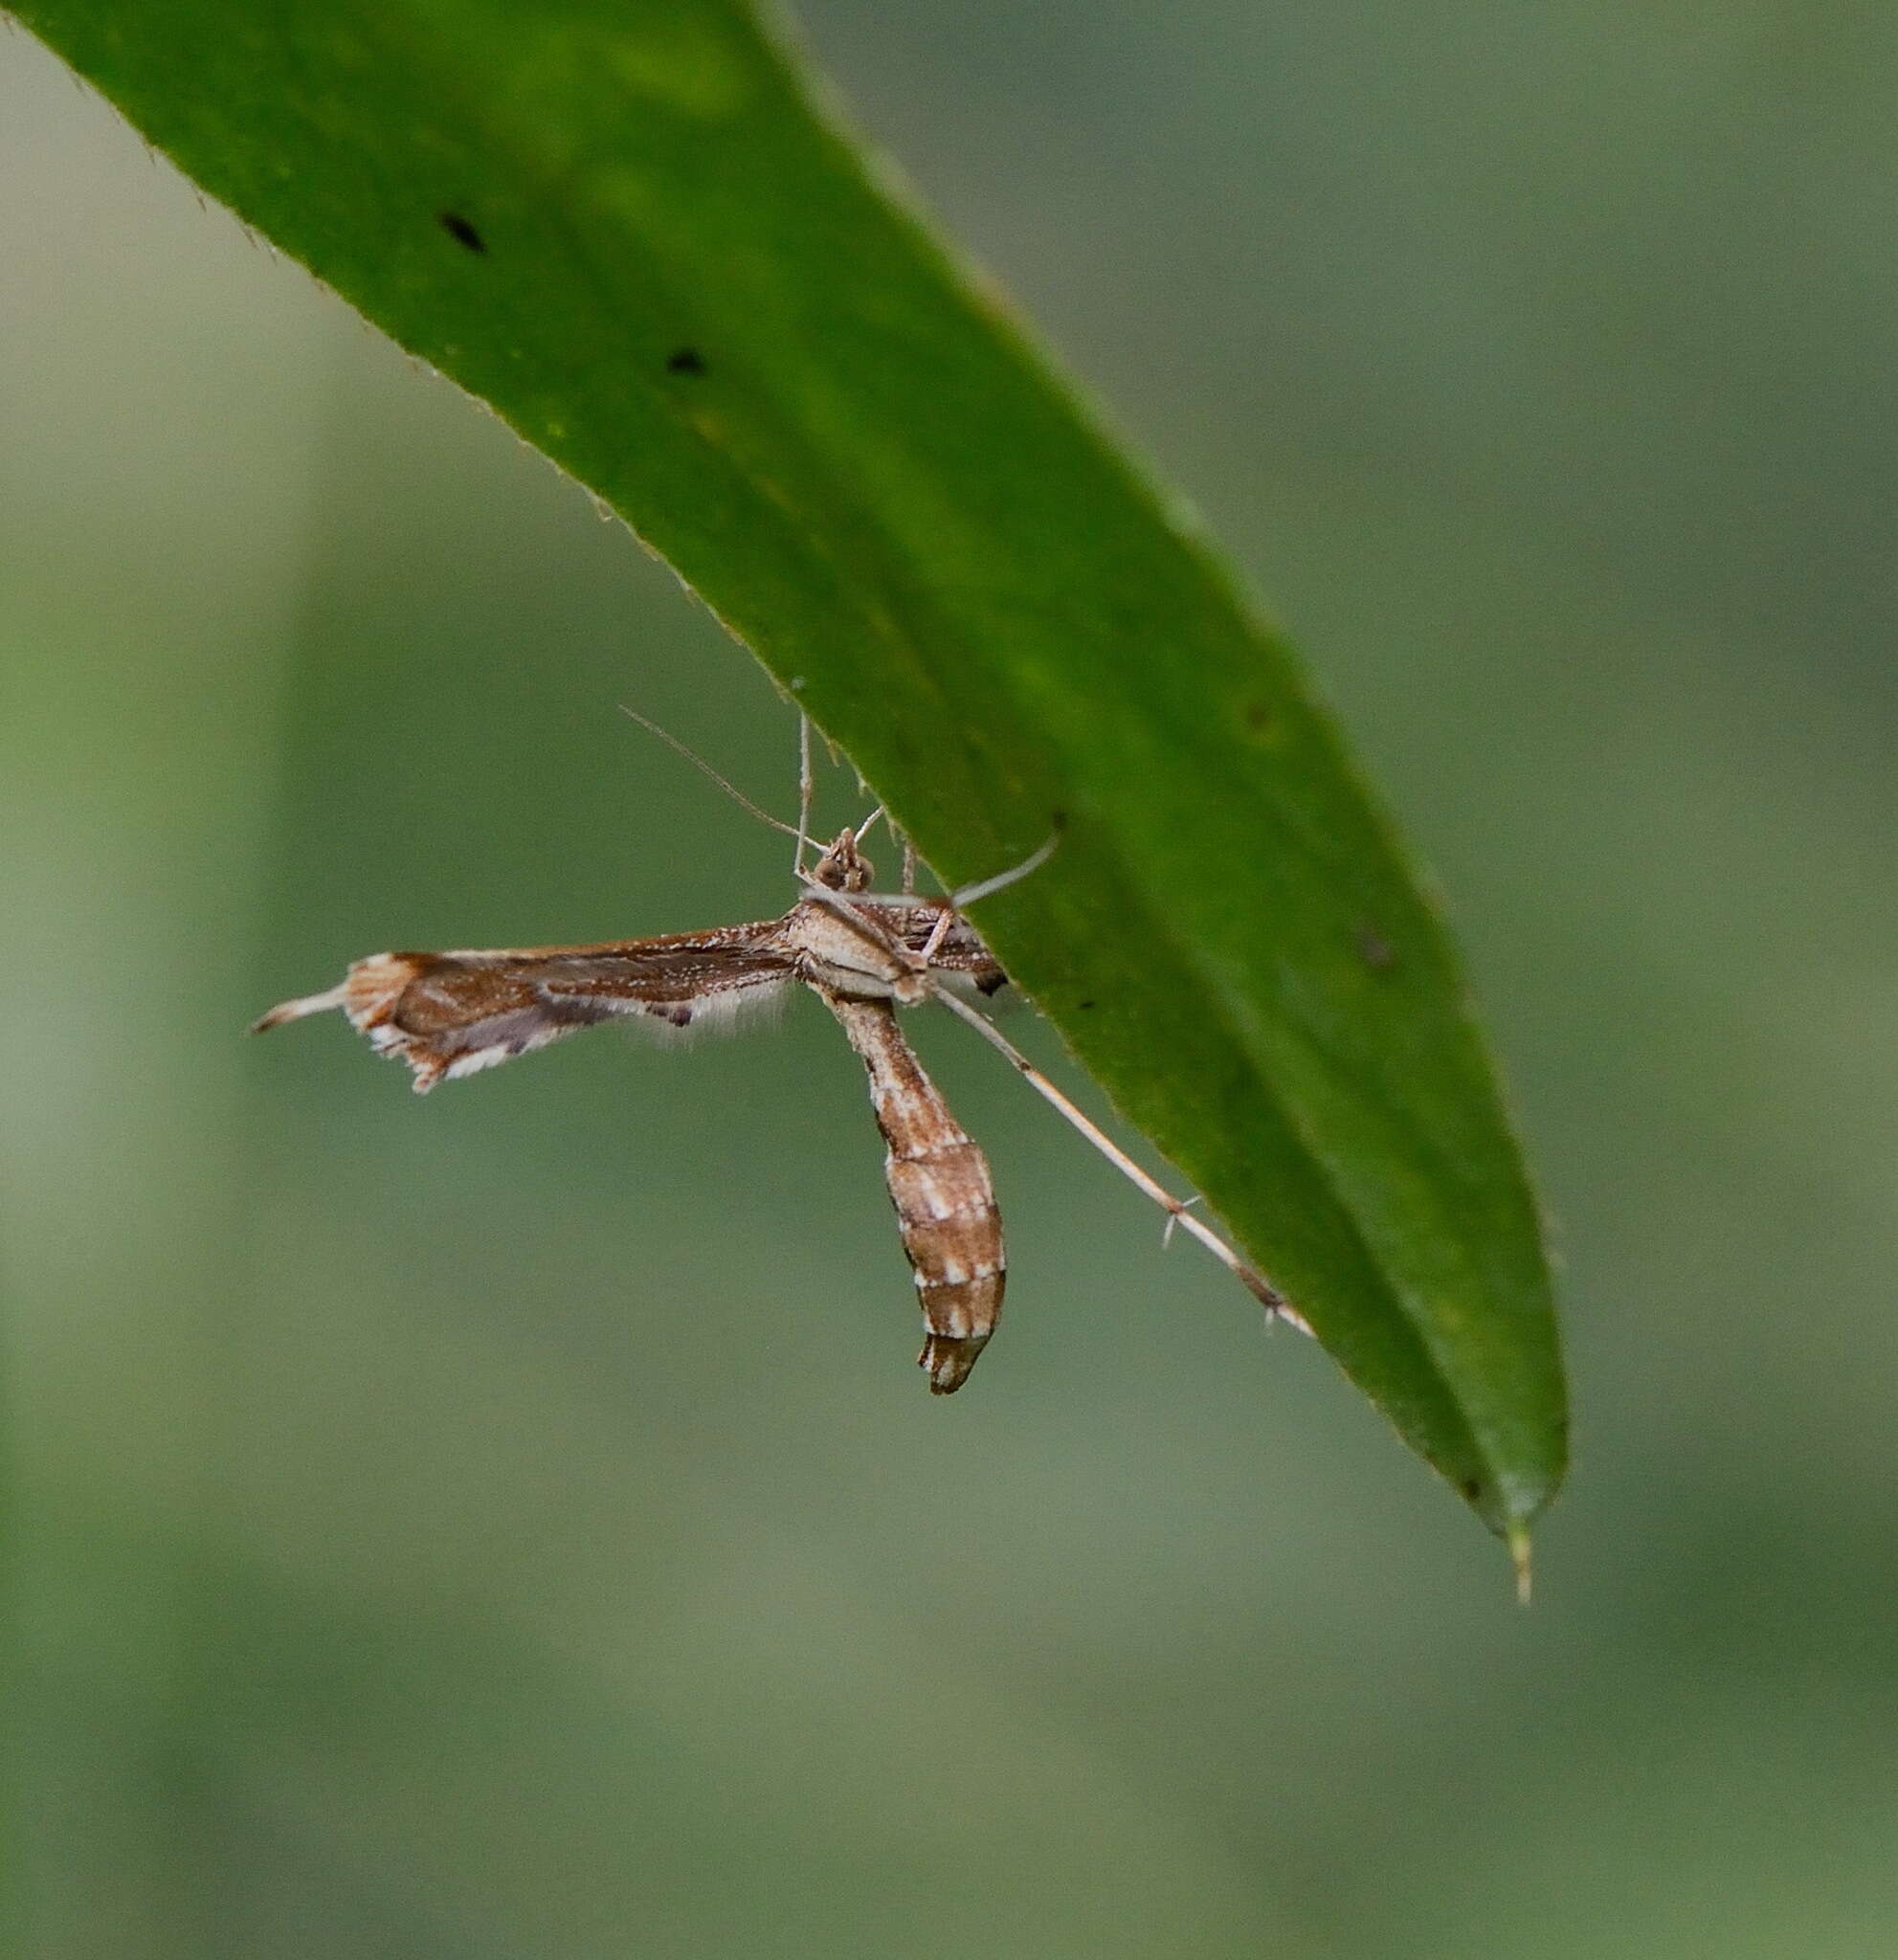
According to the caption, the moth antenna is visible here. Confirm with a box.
[618,704,802,840]
[854,805,887,848]
[951,831,1060,909]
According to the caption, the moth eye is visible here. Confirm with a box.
[662,1005,693,1028]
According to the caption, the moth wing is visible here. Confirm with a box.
[256,924,794,1091]
[882,902,1008,995]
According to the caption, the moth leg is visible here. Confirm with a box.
[796,714,815,879]
[917,904,956,965]
[1160,1194,1201,1250]
[928,985,1310,1336]
[949,831,1060,909]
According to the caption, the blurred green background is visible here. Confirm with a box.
[5,5,1897,1954]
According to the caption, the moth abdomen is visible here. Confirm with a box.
[823,994,1007,1393]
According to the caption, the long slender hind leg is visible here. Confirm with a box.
[928,986,1309,1334]
[795,715,815,879]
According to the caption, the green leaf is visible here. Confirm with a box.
[13,0,1566,1541]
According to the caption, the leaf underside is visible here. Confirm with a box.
[12,0,1567,1538]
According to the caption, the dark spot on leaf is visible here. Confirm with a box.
[667,346,706,375]
[1355,924,1395,970]
[1077,999,1096,1010]
[438,211,486,254]
[1243,701,1273,734]
[1462,1478,1483,1501]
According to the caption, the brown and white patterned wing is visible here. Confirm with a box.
[878,902,1008,994]
[254,924,794,1091]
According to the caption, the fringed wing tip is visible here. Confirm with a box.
[251,954,426,1069]
[250,983,347,1035]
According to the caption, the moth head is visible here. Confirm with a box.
[812,827,873,893]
